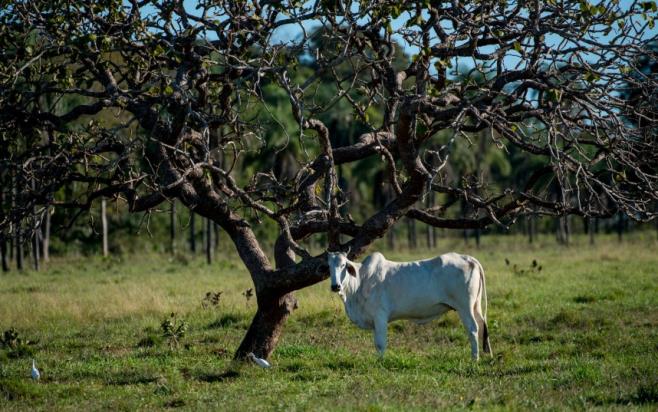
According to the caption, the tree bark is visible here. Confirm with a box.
[101,199,109,257]
[234,293,297,359]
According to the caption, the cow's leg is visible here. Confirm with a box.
[457,308,479,361]
[373,314,388,357]
[473,302,492,355]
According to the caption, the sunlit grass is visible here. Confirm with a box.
[0,233,657,410]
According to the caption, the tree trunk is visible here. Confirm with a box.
[588,217,595,245]
[101,199,109,257]
[1,239,8,272]
[169,201,176,254]
[406,218,417,249]
[562,216,571,246]
[189,211,196,253]
[425,192,435,248]
[617,212,624,242]
[528,216,534,244]
[15,224,23,271]
[205,217,212,264]
[0,188,8,272]
[214,223,220,251]
[32,230,40,271]
[386,226,395,250]
[42,207,50,262]
[234,293,297,359]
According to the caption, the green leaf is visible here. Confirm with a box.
[163,85,174,96]
[153,44,165,57]
[513,41,522,53]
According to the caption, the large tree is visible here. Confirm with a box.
[1,0,657,359]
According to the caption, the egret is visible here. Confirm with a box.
[247,352,271,368]
[31,359,40,381]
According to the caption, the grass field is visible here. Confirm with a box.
[1,234,657,411]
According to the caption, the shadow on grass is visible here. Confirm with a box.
[588,382,658,406]
[194,370,240,383]
[0,379,41,401]
[205,313,248,330]
[105,372,159,386]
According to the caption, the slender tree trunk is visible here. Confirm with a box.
[0,189,8,272]
[13,174,23,270]
[189,211,196,253]
[425,192,435,249]
[214,223,220,251]
[562,216,571,246]
[15,224,23,271]
[1,241,8,272]
[406,218,417,249]
[588,217,595,245]
[205,217,212,264]
[42,207,50,262]
[528,216,534,244]
[101,199,109,257]
[387,226,395,250]
[169,201,176,254]
[32,230,40,271]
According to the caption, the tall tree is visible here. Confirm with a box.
[1,1,657,360]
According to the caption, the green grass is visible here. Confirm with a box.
[1,234,657,410]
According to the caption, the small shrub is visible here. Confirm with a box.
[201,291,222,309]
[1,328,37,359]
[505,258,542,276]
[161,313,187,348]
[242,288,254,304]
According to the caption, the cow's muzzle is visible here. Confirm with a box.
[331,284,341,292]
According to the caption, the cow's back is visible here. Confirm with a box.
[366,252,477,320]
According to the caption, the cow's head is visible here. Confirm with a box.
[327,251,357,293]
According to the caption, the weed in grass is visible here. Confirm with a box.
[505,257,543,276]
[161,313,188,348]
[201,291,222,309]
[0,328,37,359]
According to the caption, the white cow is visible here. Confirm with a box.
[327,251,491,360]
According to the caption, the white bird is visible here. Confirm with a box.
[31,359,40,381]
[247,352,271,368]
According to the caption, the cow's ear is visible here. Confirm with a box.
[346,263,357,277]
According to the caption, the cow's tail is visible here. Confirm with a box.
[474,259,491,355]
